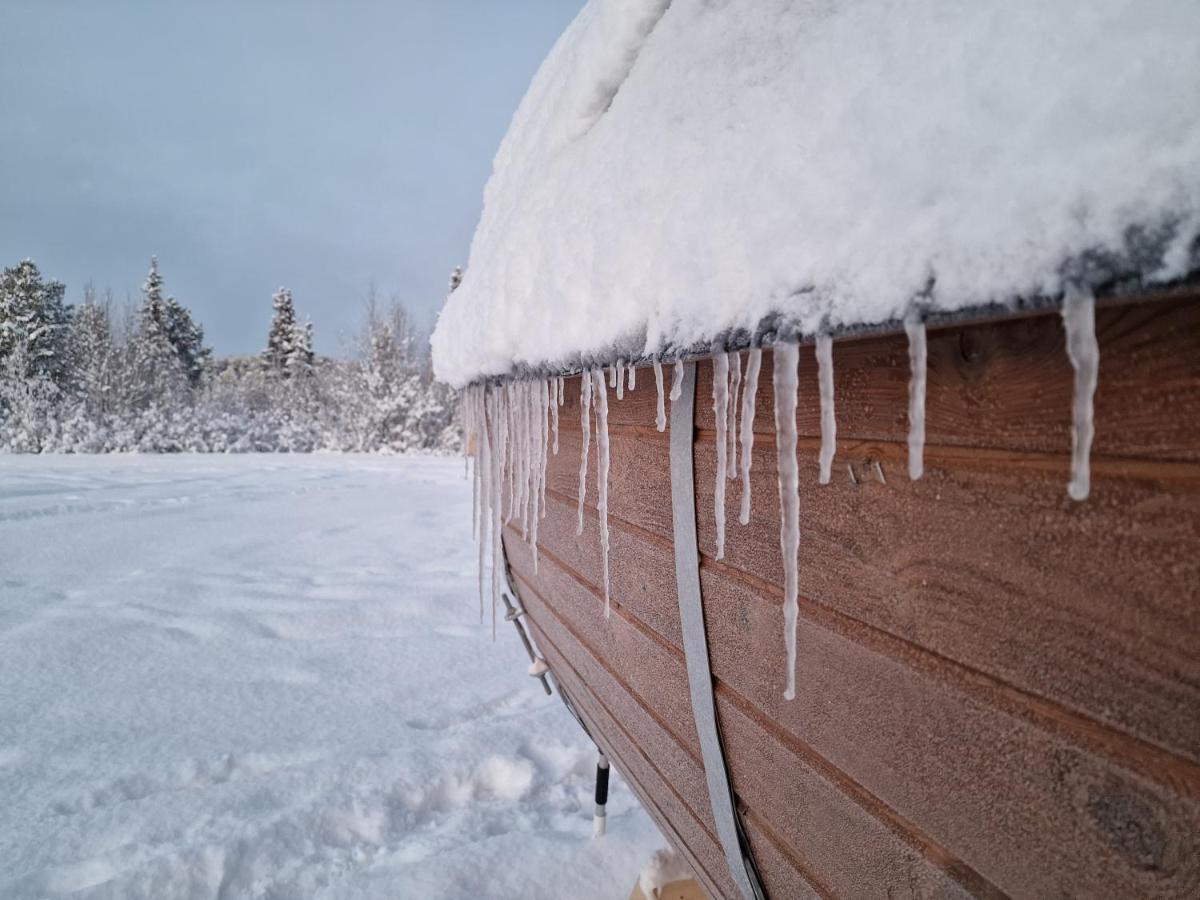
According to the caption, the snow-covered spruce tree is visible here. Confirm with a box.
[164,296,209,387]
[137,258,209,390]
[0,260,72,386]
[263,287,314,380]
[0,261,72,450]
[127,260,192,447]
[294,319,315,378]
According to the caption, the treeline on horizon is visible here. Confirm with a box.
[0,258,459,453]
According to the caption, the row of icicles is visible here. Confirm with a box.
[462,291,1098,700]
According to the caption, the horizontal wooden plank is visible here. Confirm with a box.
[509,529,999,899]
[738,810,824,900]
[542,427,675,548]
[692,435,1200,765]
[698,563,1200,898]
[505,534,701,757]
[512,492,1200,897]
[538,368,1200,765]
[516,299,1200,898]
[690,292,1200,462]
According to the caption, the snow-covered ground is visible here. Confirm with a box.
[0,455,661,899]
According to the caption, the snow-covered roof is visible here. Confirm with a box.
[432,0,1200,387]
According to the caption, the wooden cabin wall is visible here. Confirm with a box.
[503,290,1200,899]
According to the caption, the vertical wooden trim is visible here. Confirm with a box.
[671,360,768,900]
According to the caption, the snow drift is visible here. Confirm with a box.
[433,0,1200,387]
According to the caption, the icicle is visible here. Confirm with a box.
[477,388,491,623]
[905,315,927,481]
[475,387,485,539]
[628,364,636,391]
[610,364,620,390]
[615,361,625,400]
[530,383,540,523]
[726,351,741,479]
[654,361,667,432]
[592,369,612,617]
[519,382,533,539]
[514,383,525,535]
[530,381,549,572]
[504,383,517,524]
[774,342,801,701]
[738,348,762,525]
[816,335,836,485]
[491,386,508,641]
[713,350,730,560]
[551,375,560,455]
[1063,284,1098,501]
[539,378,550,519]
[558,375,565,406]
[670,360,683,401]
[577,373,593,535]
[468,390,479,541]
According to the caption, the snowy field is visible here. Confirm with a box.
[0,455,661,899]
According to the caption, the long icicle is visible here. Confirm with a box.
[491,385,508,641]
[670,360,683,401]
[505,383,517,524]
[529,381,545,572]
[774,342,800,701]
[591,369,612,617]
[469,388,479,541]
[519,381,532,539]
[816,335,837,484]
[905,315,927,481]
[1063,283,1098,500]
[713,350,730,560]
[539,378,550,518]
[739,348,762,524]
[551,375,560,455]
[726,351,741,480]
[577,372,593,535]
[477,387,491,623]
[654,361,667,432]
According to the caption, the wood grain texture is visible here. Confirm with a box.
[509,529,992,899]
[503,293,1200,899]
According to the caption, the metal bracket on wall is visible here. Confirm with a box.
[500,565,552,696]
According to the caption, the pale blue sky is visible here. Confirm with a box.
[0,0,583,354]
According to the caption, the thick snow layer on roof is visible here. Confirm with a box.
[433,0,1200,386]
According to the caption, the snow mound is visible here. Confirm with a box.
[433,0,1200,386]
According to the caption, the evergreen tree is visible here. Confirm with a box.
[136,258,209,389]
[163,297,209,386]
[448,265,463,293]
[294,319,315,377]
[263,287,313,378]
[0,261,456,454]
[130,258,189,409]
[0,260,71,386]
